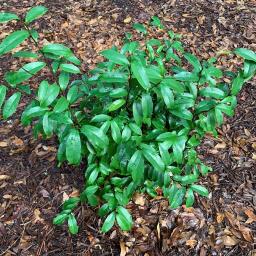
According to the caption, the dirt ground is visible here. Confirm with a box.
[0,0,256,255]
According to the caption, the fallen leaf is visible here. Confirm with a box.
[124,17,132,23]
[223,235,238,246]
[186,239,197,248]
[245,209,256,223]
[215,142,226,149]
[120,241,128,256]
[0,141,8,147]
[133,193,146,206]
[34,209,44,223]
[216,213,225,223]
[0,175,11,181]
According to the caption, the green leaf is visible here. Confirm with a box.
[13,50,38,58]
[21,106,48,125]
[67,86,78,104]
[111,120,121,143]
[185,188,195,208]
[0,30,30,56]
[231,74,245,96]
[170,187,186,209]
[3,92,21,119]
[170,108,193,121]
[160,77,184,93]
[59,72,70,90]
[234,48,256,62]
[53,97,69,113]
[141,93,153,119]
[200,87,225,99]
[108,99,126,112]
[122,126,132,142]
[151,16,164,29]
[5,61,46,85]
[101,212,116,233]
[160,83,174,108]
[0,85,7,110]
[141,144,165,172]
[100,72,128,83]
[129,123,142,136]
[60,64,81,74]
[184,53,202,72]
[38,82,60,107]
[216,103,234,116]
[128,150,144,183]
[101,49,129,65]
[66,129,81,165]
[174,71,199,82]
[25,6,48,23]
[53,213,68,225]
[81,125,109,149]
[173,136,187,163]
[91,114,111,123]
[131,59,151,90]
[88,168,99,184]
[42,112,53,136]
[0,12,19,23]
[42,43,73,57]
[132,102,143,126]
[109,88,128,98]
[116,206,133,231]
[190,184,209,197]
[68,214,79,235]
[133,23,147,34]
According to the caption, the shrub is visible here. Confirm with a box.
[0,7,256,234]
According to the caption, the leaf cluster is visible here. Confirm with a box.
[1,9,256,234]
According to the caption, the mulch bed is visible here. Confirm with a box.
[0,0,256,255]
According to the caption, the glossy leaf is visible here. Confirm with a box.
[25,6,48,23]
[234,48,256,62]
[0,30,30,56]
[131,59,151,90]
[101,212,116,233]
[0,12,19,23]
[81,125,109,149]
[68,214,79,234]
[3,92,21,119]
[128,150,144,183]
[190,184,209,197]
[66,129,81,165]
[0,85,7,110]
[60,64,81,74]
[101,49,129,65]
[116,206,133,231]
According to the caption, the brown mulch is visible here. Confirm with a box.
[0,0,256,255]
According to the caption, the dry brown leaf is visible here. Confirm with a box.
[34,209,44,223]
[69,189,80,198]
[0,175,11,181]
[120,241,128,256]
[223,235,238,246]
[245,209,256,223]
[186,239,197,248]
[216,213,225,223]
[133,193,146,206]
[62,192,69,202]
[10,136,24,147]
[3,194,12,199]
[124,17,132,23]
[157,222,161,240]
[240,226,253,242]
[0,141,8,147]
[215,142,226,149]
